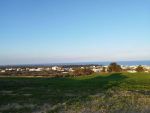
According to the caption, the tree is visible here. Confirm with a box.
[73,68,94,76]
[108,62,122,72]
[73,68,82,76]
[136,65,144,72]
[101,67,106,72]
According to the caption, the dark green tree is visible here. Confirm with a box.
[101,67,106,72]
[73,68,94,76]
[136,65,144,72]
[108,62,122,72]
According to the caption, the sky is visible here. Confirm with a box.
[0,0,150,65]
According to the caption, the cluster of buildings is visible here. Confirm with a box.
[91,65,150,73]
[0,66,74,74]
[0,65,150,75]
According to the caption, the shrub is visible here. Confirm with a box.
[73,68,94,76]
[136,65,144,72]
[108,62,122,72]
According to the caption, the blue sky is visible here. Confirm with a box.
[0,0,150,65]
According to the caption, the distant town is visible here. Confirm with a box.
[0,63,150,77]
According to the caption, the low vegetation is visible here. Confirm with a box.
[1,63,149,78]
[72,68,94,76]
[108,62,122,72]
[136,65,145,72]
[0,73,150,113]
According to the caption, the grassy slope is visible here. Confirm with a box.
[0,73,150,113]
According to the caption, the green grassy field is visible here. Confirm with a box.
[0,73,150,113]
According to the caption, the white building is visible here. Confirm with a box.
[1,70,5,73]
[52,66,61,71]
[143,66,150,70]
[121,65,128,70]
[81,67,85,69]
[127,70,137,73]
[69,68,74,72]
[29,68,43,72]
[92,68,101,73]
[17,68,21,71]
[145,71,149,73]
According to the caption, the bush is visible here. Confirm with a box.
[136,65,144,72]
[108,62,122,72]
[73,68,94,76]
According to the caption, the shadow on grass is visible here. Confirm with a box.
[0,73,127,113]
[0,73,128,112]
[80,73,128,90]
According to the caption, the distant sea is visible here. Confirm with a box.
[95,61,150,66]
[1,60,150,66]
[49,60,150,66]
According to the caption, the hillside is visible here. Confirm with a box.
[0,73,150,113]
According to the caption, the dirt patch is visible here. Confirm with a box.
[0,103,35,111]
[64,93,77,97]
[22,93,32,96]
[32,102,67,113]
[32,103,52,113]
[0,90,13,94]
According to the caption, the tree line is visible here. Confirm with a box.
[72,62,145,76]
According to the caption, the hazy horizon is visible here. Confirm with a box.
[0,0,150,65]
